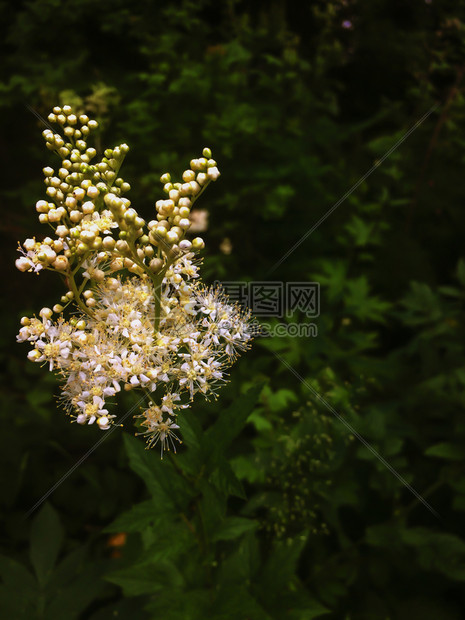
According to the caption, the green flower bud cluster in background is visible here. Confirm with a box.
[16,106,253,455]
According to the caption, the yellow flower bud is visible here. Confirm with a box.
[39,307,53,319]
[102,236,115,250]
[87,186,99,199]
[16,257,31,272]
[166,230,179,244]
[116,240,130,254]
[149,258,163,272]
[182,169,196,182]
[196,172,207,185]
[207,166,220,180]
[52,255,69,271]
[70,210,82,222]
[192,237,205,250]
[82,201,95,214]
[189,181,201,194]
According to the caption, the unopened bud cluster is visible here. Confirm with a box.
[16,106,253,455]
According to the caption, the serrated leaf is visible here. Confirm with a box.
[29,503,64,588]
[145,587,210,619]
[174,411,205,475]
[259,532,309,594]
[0,554,37,594]
[219,533,260,585]
[425,442,463,461]
[438,285,462,298]
[48,546,86,590]
[87,597,151,620]
[104,500,159,533]
[247,409,273,431]
[212,516,258,542]
[106,559,184,596]
[199,482,226,533]
[206,383,265,458]
[209,460,246,499]
[123,433,162,498]
[176,409,203,451]
[453,495,465,512]
[210,585,271,619]
[0,585,38,618]
[457,258,465,287]
[366,524,400,548]
[45,559,108,619]
[400,528,465,581]
[123,433,193,510]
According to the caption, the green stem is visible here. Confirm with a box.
[71,253,90,277]
[124,175,213,334]
[67,271,92,316]
[190,177,212,208]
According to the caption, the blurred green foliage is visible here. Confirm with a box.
[2,0,465,618]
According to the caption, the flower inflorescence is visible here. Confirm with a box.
[16,105,253,456]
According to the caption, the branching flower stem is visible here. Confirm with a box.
[16,104,253,453]
[67,271,92,316]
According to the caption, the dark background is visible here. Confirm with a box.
[2,1,465,618]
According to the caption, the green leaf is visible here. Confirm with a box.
[344,215,374,246]
[176,409,203,450]
[425,442,463,461]
[453,495,465,512]
[48,546,87,590]
[438,285,462,298]
[175,411,205,475]
[365,524,401,549]
[123,433,193,510]
[29,503,64,588]
[259,532,309,594]
[141,517,195,561]
[0,585,38,619]
[87,597,151,620]
[199,482,226,533]
[104,500,160,533]
[123,433,160,497]
[212,516,258,542]
[0,555,38,598]
[106,559,184,596]
[145,587,210,619]
[206,383,265,459]
[218,533,260,585]
[210,585,271,619]
[45,558,108,619]
[457,258,465,287]
[209,460,246,499]
[247,409,273,431]
[230,454,266,484]
[400,528,465,581]
[285,598,331,620]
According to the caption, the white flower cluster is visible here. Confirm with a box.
[16,105,253,455]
